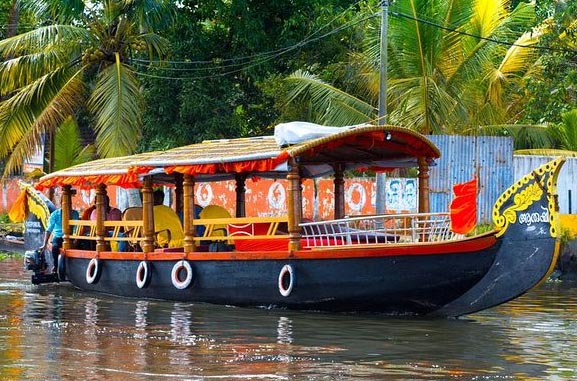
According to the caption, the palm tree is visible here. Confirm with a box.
[0,0,173,177]
[513,109,577,156]
[282,0,543,135]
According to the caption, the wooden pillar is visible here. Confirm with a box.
[287,158,302,252]
[61,185,72,250]
[183,174,196,253]
[141,177,155,253]
[333,164,345,219]
[95,184,107,252]
[418,157,430,214]
[235,173,246,218]
[174,173,184,216]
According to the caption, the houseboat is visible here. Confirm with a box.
[27,122,564,317]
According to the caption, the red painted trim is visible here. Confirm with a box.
[64,233,497,261]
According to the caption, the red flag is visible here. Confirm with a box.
[450,176,477,234]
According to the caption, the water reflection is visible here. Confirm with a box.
[1,258,577,380]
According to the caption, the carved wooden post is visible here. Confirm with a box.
[235,173,246,217]
[418,157,430,214]
[287,158,302,252]
[333,164,345,219]
[183,174,196,253]
[61,185,72,250]
[95,184,107,252]
[141,177,155,253]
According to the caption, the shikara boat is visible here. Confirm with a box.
[28,122,564,317]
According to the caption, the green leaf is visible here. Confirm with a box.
[88,53,142,158]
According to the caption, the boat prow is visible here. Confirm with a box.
[434,158,565,317]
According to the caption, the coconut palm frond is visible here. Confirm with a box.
[0,67,83,155]
[73,144,97,166]
[0,25,90,57]
[487,29,542,106]
[470,0,508,39]
[0,119,46,177]
[21,0,86,24]
[54,116,95,170]
[323,98,375,126]
[0,52,70,95]
[35,72,86,136]
[88,54,142,158]
[559,109,577,151]
[285,70,375,126]
[139,33,171,60]
[481,124,555,149]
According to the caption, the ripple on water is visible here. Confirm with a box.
[1,259,577,380]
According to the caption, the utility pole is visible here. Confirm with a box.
[376,0,389,215]
[377,0,389,126]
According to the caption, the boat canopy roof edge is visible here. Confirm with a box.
[35,123,440,190]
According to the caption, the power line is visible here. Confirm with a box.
[390,10,576,54]
[132,12,377,75]
[132,5,575,81]
[131,12,378,80]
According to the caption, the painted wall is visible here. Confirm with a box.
[6,136,575,225]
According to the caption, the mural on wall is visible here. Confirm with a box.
[385,178,418,213]
[2,177,378,220]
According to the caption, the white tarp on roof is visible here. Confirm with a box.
[274,121,369,146]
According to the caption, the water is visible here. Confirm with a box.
[1,256,577,381]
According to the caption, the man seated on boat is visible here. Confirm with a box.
[89,195,122,221]
[153,189,184,248]
[90,195,125,251]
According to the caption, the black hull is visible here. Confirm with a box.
[65,244,498,315]
[435,158,564,316]
[30,158,565,317]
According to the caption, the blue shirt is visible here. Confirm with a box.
[46,208,79,242]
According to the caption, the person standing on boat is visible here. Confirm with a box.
[40,202,80,273]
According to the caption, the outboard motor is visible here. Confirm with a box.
[24,249,59,284]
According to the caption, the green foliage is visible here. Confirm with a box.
[0,0,174,177]
[54,116,96,170]
[140,0,360,149]
[278,0,543,135]
[0,213,9,224]
[521,0,577,125]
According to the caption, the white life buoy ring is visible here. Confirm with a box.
[57,253,66,281]
[86,258,101,284]
[136,260,151,289]
[171,260,193,289]
[278,264,294,297]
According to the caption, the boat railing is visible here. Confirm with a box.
[191,216,288,243]
[299,212,462,247]
[67,213,461,251]
[68,220,144,243]
[68,216,289,249]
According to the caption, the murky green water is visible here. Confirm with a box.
[1,256,577,380]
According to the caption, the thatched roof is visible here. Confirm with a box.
[36,124,440,190]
